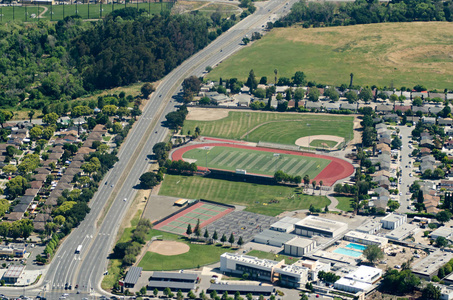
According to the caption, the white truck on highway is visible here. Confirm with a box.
[75,244,82,254]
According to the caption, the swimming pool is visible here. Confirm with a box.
[346,243,367,251]
[333,247,362,257]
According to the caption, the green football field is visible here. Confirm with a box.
[182,146,330,178]
[183,111,353,146]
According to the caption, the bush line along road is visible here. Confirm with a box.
[0,1,298,299]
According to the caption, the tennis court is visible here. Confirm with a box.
[154,201,234,235]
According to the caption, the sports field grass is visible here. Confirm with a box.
[0,2,170,22]
[207,22,453,90]
[247,250,298,265]
[138,229,234,271]
[309,139,338,148]
[182,146,330,178]
[159,175,330,216]
[184,111,353,145]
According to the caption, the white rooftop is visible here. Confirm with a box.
[285,237,315,248]
[296,216,348,232]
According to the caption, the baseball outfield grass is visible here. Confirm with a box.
[159,175,330,216]
[183,111,353,145]
[207,22,453,90]
[182,146,330,178]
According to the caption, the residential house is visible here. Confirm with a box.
[375,105,393,114]
[340,103,357,112]
[439,118,453,126]
[422,117,436,125]
[305,102,322,111]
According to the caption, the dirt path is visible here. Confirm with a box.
[295,135,344,149]
[38,5,48,18]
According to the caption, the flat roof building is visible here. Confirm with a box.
[430,227,453,240]
[356,219,382,235]
[334,266,382,294]
[150,271,198,283]
[146,281,195,292]
[283,237,316,257]
[381,213,407,230]
[385,223,418,241]
[344,231,388,247]
[412,250,453,280]
[123,267,142,288]
[253,229,297,247]
[2,265,25,284]
[274,264,308,288]
[294,216,348,238]
[220,253,283,282]
[207,283,274,296]
[270,217,300,233]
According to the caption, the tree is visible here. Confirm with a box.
[274,69,278,85]
[0,110,13,128]
[359,88,373,102]
[308,88,320,102]
[2,165,17,175]
[182,76,202,102]
[303,175,310,190]
[413,96,423,106]
[204,228,209,241]
[0,222,11,240]
[153,288,159,297]
[292,71,306,86]
[220,234,227,245]
[422,283,441,300]
[28,110,35,122]
[43,112,59,125]
[246,69,258,91]
[141,82,155,98]
[436,236,448,248]
[300,294,309,300]
[237,236,244,247]
[345,91,358,103]
[363,244,384,265]
[436,210,452,225]
[228,233,235,247]
[139,172,160,189]
[194,219,201,238]
[391,137,402,149]
[212,230,218,242]
[324,87,339,101]
[186,224,192,236]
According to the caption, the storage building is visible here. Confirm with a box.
[380,213,407,230]
[344,231,388,247]
[253,229,297,247]
[123,267,142,288]
[294,216,348,238]
[283,237,316,257]
[270,217,300,233]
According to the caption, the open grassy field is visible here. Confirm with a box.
[184,111,353,145]
[334,195,353,212]
[138,229,234,271]
[182,146,330,178]
[159,175,330,216]
[247,250,298,265]
[0,2,171,22]
[207,22,453,90]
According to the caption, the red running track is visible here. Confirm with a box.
[171,142,354,186]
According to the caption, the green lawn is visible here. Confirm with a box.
[159,175,330,216]
[182,146,330,178]
[247,250,298,265]
[309,139,338,149]
[103,136,111,142]
[0,2,171,22]
[184,111,353,145]
[334,195,353,212]
[138,229,234,271]
[207,23,453,90]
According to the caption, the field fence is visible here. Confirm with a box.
[257,141,300,152]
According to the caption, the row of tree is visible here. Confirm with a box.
[277,0,453,28]
[186,221,244,247]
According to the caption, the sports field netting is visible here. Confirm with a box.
[154,201,234,235]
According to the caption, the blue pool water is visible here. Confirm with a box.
[346,243,367,251]
[333,248,362,257]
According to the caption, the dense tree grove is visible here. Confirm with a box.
[72,13,213,90]
[276,0,453,28]
[0,8,231,109]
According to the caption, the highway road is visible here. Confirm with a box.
[0,0,298,299]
